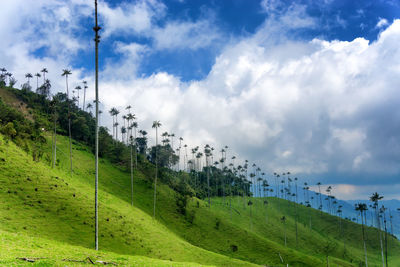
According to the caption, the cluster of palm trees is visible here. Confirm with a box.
[0,68,17,87]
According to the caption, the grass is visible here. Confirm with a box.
[0,87,399,266]
[0,134,257,266]
[0,229,209,266]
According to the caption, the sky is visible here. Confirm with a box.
[1,0,400,200]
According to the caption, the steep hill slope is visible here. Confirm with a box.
[0,134,256,266]
[1,86,400,266]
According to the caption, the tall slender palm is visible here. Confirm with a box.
[93,0,101,250]
[152,120,161,219]
[131,120,138,168]
[281,216,287,246]
[370,192,385,267]
[109,108,116,138]
[204,145,212,207]
[25,73,33,86]
[126,105,132,139]
[355,203,369,267]
[115,109,120,141]
[62,69,73,176]
[129,132,134,206]
[41,68,48,85]
[82,80,88,111]
[317,182,323,214]
[380,206,388,267]
[34,73,41,90]
[75,86,82,108]
[87,103,93,114]
[50,97,58,168]
[5,72,12,85]
[122,115,127,143]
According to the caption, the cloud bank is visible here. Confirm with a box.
[1,0,400,200]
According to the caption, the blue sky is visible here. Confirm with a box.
[1,0,400,200]
[61,0,400,81]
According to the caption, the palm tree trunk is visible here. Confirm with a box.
[65,75,73,176]
[134,127,138,169]
[361,213,368,267]
[376,208,385,267]
[130,138,134,206]
[384,213,388,267]
[153,127,158,219]
[83,87,86,111]
[52,111,57,168]
[94,0,100,251]
[207,159,211,207]
[295,203,298,248]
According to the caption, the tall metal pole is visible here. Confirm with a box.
[94,0,101,251]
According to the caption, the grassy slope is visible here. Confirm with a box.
[2,134,399,267]
[0,134,256,267]
[0,229,208,266]
[0,86,399,266]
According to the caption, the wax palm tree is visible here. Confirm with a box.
[5,73,13,86]
[61,69,73,175]
[121,115,126,143]
[41,68,48,85]
[204,145,212,207]
[129,133,134,206]
[380,206,388,267]
[50,97,58,168]
[87,103,93,114]
[93,0,101,250]
[109,108,116,139]
[121,126,127,143]
[126,105,132,138]
[370,192,385,267]
[34,73,41,90]
[25,73,33,86]
[281,216,287,246]
[130,119,138,168]
[126,105,131,114]
[81,80,87,111]
[178,137,183,171]
[355,203,369,267]
[152,120,161,219]
[115,109,120,141]
[75,85,82,107]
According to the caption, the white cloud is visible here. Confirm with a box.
[376,17,389,28]
[152,19,221,50]
[94,20,400,184]
[2,1,400,196]
[99,0,220,50]
[0,0,90,93]
[100,0,166,37]
[260,1,315,30]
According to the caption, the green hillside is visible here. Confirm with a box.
[0,85,400,266]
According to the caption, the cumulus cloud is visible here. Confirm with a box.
[0,0,90,93]
[2,1,400,199]
[100,0,166,37]
[99,0,221,50]
[95,20,400,189]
